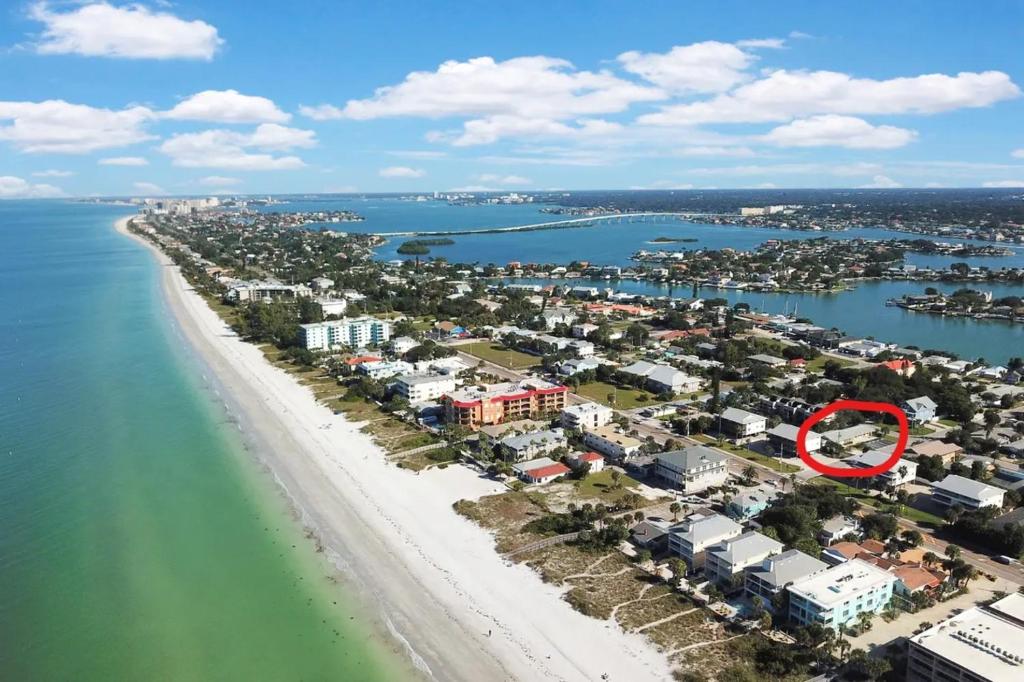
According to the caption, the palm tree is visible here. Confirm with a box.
[669,502,681,521]
[922,551,938,567]
[742,464,758,482]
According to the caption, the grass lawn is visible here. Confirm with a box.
[575,381,657,409]
[937,418,960,428]
[573,468,640,503]
[910,425,936,436]
[460,341,541,369]
[809,478,944,526]
[691,435,801,473]
[806,354,854,373]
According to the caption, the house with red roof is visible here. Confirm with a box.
[567,451,605,473]
[881,358,916,377]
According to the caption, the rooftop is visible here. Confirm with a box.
[934,474,1005,501]
[720,407,766,425]
[749,549,828,589]
[708,531,783,565]
[670,513,742,546]
[788,559,896,609]
[656,445,727,471]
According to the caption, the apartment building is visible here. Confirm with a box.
[442,379,568,428]
[299,316,392,350]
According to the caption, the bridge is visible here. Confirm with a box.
[370,211,736,238]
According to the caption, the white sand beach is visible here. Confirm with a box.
[116,216,672,682]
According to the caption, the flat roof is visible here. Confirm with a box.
[788,559,896,609]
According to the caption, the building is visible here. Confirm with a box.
[443,379,568,428]
[821,424,878,450]
[568,340,595,358]
[511,457,571,485]
[908,592,1024,682]
[726,485,779,521]
[718,407,768,440]
[619,361,702,395]
[654,446,729,493]
[748,353,787,368]
[567,451,605,473]
[227,280,313,303]
[818,516,861,546]
[498,428,567,462]
[560,402,614,431]
[845,449,918,487]
[705,531,784,590]
[787,559,898,629]
[390,336,419,355]
[902,396,938,424]
[768,423,822,457]
[541,307,577,330]
[745,549,828,610]
[582,425,642,461]
[393,374,456,404]
[667,513,743,571]
[630,520,671,552]
[932,474,1005,510]
[357,360,413,381]
[910,439,963,465]
[299,317,392,350]
[317,297,349,317]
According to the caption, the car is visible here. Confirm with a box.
[993,555,1019,565]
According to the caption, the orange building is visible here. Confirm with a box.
[443,379,568,428]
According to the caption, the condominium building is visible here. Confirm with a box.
[228,280,312,303]
[667,513,742,571]
[745,549,828,609]
[442,379,568,428]
[299,316,392,350]
[705,531,784,590]
[908,592,1024,682]
[560,402,613,431]
[654,446,728,494]
[498,428,567,462]
[787,559,897,629]
[932,474,1006,510]
[393,373,456,404]
[582,425,642,461]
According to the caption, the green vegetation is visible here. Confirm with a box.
[396,238,455,255]
[460,341,542,369]
[575,380,655,408]
[806,354,853,373]
[809,478,944,526]
[574,469,641,503]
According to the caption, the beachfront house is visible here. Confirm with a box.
[745,549,828,611]
[393,373,456,404]
[512,457,571,485]
[705,531,784,591]
[787,559,897,630]
[667,513,743,572]
[560,403,613,431]
[498,428,567,462]
[582,425,642,462]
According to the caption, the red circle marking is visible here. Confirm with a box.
[796,399,909,477]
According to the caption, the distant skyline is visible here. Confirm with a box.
[2,1,1023,197]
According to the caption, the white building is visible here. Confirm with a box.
[582,425,642,461]
[316,297,349,317]
[541,307,577,330]
[393,374,456,404]
[767,423,822,457]
[511,457,571,484]
[787,559,898,630]
[718,407,768,440]
[228,281,313,302]
[499,429,567,462]
[357,360,413,381]
[619,360,702,395]
[567,451,605,473]
[561,403,613,431]
[572,322,599,338]
[908,592,1024,682]
[705,531,784,589]
[932,474,1005,510]
[654,446,728,493]
[845,449,918,487]
[390,336,419,355]
[818,516,861,546]
[745,549,828,610]
[568,340,595,357]
[668,513,743,571]
[299,317,392,350]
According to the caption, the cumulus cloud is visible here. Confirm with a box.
[159,124,314,170]
[761,115,917,149]
[675,145,756,157]
[982,180,1024,188]
[0,99,154,153]
[163,90,290,123]
[298,104,344,121]
[99,156,148,166]
[860,175,903,188]
[618,41,762,94]
[474,174,531,186]
[1012,149,1024,159]
[0,175,65,198]
[379,166,425,178]
[29,2,222,60]
[639,69,1020,125]
[133,181,165,194]
[32,169,73,177]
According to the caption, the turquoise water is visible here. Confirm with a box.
[0,201,403,680]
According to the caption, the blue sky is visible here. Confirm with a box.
[1,0,1023,197]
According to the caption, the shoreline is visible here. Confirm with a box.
[114,216,672,682]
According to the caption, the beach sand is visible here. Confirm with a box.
[116,216,672,682]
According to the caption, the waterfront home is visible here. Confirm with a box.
[583,425,642,461]
[931,474,1005,510]
[902,396,938,424]
[705,531,784,590]
[818,516,861,546]
[726,485,779,521]
[498,429,567,462]
[654,446,728,493]
[511,457,571,485]
[619,360,701,395]
[630,519,671,552]
[787,559,897,630]
[718,407,768,441]
[880,358,917,377]
[393,373,456,404]
[767,423,822,457]
[837,339,893,358]
[845,449,918,487]
[667,513,743,571]
[566,451,604,473]
[560,402,613,431]
[477,420,537,449]
[745,549,828,611]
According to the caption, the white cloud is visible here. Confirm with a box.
[386,150,448,160]
[99,156,148,166]
[675,145,756,157]
[30,2,222,60]
[164,90,290,123]
[475,174,531,186]
[618,41,757,94]
[199,175,241,186]
[639,69,1020,125]
[298,104,344,121]
[133,181,165,195]
[761,115,917,149]
[860,174,903,188]
[0,100,154,153]
[379,166,425,178]
[31,169,73,177]
[0,175,64,198]
[982,180,1024,188]
[1012,149,1024,159]
[159,124,313,170]
[735,38,786,49]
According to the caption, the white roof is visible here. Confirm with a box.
[708,531,783,565]
[934,474,1005,502]
[846,449,916,472]
[788,559,896,609]
[720,407,765,425]
[671,513,742,546]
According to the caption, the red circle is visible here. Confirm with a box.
[796,399,909,477]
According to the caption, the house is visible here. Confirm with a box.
[705,531,784,590]
[390,336,419,355]
[619,360,701,394]
[821,541,873,566]
[718,407,768,440]
[541,307,577,330]
[892,564,945,600]
[821,424,878,449]
[818,516,861,546]
[560,403,614,431]
[748,353,787,368]
[393,373,456,404]
[557,357,601,376]
[767,423,822,457]
[902,396,938,424]
[582,425,642,461]
[845,449,918,487]
[667,513,743,571]
[726,485,780,521]
[512,457,571,485]
[317,297,349,317]
[931,474,1005,510]
[498,428,567,462]
[787,559,898,630]
[630,520,671,552]
[568,340,595,358]
[908,593,1024,682]
[311,276,335,291]
[745,549,828,610]
[477,420,536,449]
[654,446,729,494]
[572,322,599,339]
[357,360,414,380]
[566,451,605,473]
[909,440,963,465]
[881,358,917,377]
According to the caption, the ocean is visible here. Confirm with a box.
[0,201,403,680]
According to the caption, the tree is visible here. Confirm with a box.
[669,502,681,521]
[610,470,622,490]
[984,409,1002,439]
[900,529,923,548]
[742,464,758,483]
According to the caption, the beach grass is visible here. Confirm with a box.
[460,342,542,369]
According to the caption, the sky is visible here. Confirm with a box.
[1,0,1023,198]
